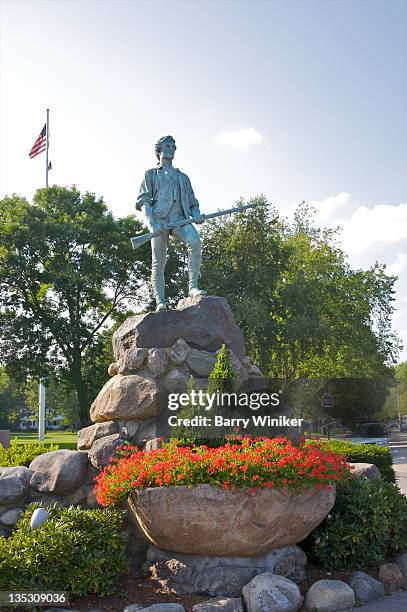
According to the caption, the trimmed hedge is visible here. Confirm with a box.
[314,439,395,483]
[0,440,59,467]
[306,476,407,570]
[0,503,127,596]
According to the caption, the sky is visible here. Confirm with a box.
[0,0,406,360]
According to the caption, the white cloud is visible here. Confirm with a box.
[214,128,262,151]
[310,192,353,223]
[339,203,407,256]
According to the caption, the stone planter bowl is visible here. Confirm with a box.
[128,483,335,556]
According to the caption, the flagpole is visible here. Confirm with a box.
[38,108,49,442]
[45,108,49,187]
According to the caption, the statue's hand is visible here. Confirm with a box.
[194,214,205,225]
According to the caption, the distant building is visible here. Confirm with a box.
[19,409,65,430]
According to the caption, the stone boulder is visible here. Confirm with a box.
[118,347,148,374]
[348,571,385,604]
[0,466,33,505]
[304,580,355,612]
[186,348,217,377]
[129,483,335,556]
[379,563,407,594]
[77,421,119,450]
[395,552,407,577]
[29,450,88,495]
[145,545,307,597]
[88,433,124,469]
[112,296,246,361]
[170,338,190,365]
[349,462,381,480]
[192,598,244,612]
[0,507,23,526]
[164,368,190,393]
[90,373,160,423]
[242,573,302,612]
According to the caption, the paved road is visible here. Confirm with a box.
[389,432,407,496]
[356,592,407,611]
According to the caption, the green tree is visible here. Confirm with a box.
[0,367,25,429]
[199,197,399,383]
[0,186,151,426]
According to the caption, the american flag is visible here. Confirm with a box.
[29,124,47,159]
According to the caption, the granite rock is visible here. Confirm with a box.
[118,347,148,374]
[349,462,381,480]
[90,373,160,422]
[0,467,32,505]
[88,433,124,468]
[29,450,88,495]
[242,572,302,612]
[147,349,169,378]
[77,421,119,450]
[304,579,355,612]
[112,296,245,361]
[170,338,190,365]
[144,545,307,597]
[348,570,385,604]
[191,598,243,612]
[379,563,406,594]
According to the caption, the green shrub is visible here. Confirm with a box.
[0,503,127,596]
[308,439,395,483]
[0,440,59,467]
[306,477,407,570]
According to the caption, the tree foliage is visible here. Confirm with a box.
[198,197,399,381]
[0,186,151,426]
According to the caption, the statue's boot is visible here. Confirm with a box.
[189,286,207,298]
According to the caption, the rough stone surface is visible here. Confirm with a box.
[112,296,246,361]
[147,348,169,377]
[164,368,190,393]
[121,420,140,438]
[348,571,385,604]
[144,438,165,451]
[77,421,119,450]
[395,552,407,577]
[144,546,307,596]
[379,563,407,594]
[108,362,119,376]
[0,507,23,526]
[304,579,355,612]
[191,598,244,612]
[29,450,88,495]
[129,483,335,556]
[170,338,190,365]
[118,347,148,374]
[90,373,160,423]
[88,433,124,469]
[349,462,381,480]
[0,467,32,505]
[242,572,302,612]
[186,348,217,377]
[134,420,158,445]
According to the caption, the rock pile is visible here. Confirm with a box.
[85,295,267,454]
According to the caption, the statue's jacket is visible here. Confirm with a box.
[136,166,200,220]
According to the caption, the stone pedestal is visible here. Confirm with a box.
[144,545,307,596]
[85,296,267,448]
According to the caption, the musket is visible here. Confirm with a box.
[130,203,255,250]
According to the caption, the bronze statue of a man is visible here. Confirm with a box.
[136,136,206,311]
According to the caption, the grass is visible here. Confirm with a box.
[10,430,78,450]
